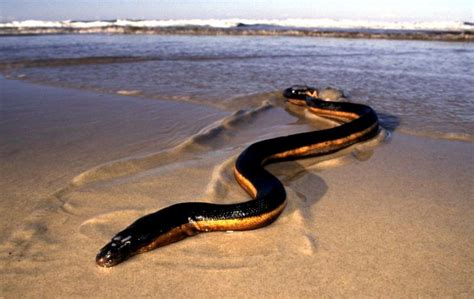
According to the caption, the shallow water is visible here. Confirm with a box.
[1,34,473,140]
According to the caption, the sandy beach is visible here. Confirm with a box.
[1,76,472,297]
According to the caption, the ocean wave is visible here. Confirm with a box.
[0,52,365,70]
[398,128,474,142]
[0,56,151,69]
[1,18,472,31]
[1,19,472,41]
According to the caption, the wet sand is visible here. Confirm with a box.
[1,77,473,297]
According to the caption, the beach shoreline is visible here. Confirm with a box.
[1,77,472,297]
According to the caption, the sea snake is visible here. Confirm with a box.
[96,85,379,267]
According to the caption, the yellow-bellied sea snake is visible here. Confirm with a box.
[96,85,379,267]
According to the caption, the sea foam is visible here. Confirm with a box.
[0,18,472,31]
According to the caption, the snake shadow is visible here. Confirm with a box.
[269,159,328,221]
[376,112,400,133]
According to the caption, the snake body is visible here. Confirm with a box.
[96,86,379,267]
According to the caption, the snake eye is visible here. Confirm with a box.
[290,85,308,93]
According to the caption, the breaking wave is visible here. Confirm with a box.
[1,18,472,41]
[1,18,472,31]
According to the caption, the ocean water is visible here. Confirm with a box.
[1,34,473,140]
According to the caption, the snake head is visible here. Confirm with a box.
[96,235,136,267]
[283,85,317,99]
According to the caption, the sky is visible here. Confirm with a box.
[1,0,472,22]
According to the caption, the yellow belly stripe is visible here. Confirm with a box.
[136,201,287,254]
[269,122,377,160]
[287,98,306,106]
[308,106,359,120]
[234,167,258,198]
[194,201,287,232]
